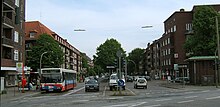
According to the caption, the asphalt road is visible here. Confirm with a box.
[2,79,220,107]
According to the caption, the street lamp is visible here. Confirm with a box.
[40,51,49,73]
[141,25,153,28]
[128,59,137,74]
[74,29,86,31]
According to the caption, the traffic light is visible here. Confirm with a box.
[114,59,118,68]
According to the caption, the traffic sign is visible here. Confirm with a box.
[117,79,124,86]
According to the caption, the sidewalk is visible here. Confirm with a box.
[158,80,219,90]
[0,87,41,102]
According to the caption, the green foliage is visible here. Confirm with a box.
[127,48,145,74]
[94,38,125,73]
[184,6,219,56]
[27,34,64,70]
[81,53,89,69]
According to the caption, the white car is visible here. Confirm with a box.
[109,73,126,91]
[134,78,147,89]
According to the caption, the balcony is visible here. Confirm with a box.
[3,0,14,10]
[2,37,14,48]
[3,16,14,28]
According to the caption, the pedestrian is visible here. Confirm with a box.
[21,77,27,93]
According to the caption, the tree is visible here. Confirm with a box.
[93,38,125,73]
[27,34,64,70]
[127,48,145,75]
[184,6,220,56]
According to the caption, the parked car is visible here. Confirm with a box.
[134,78,148,89]
[85,79,99,92]
[145,76,151,81]
[173,77,189,83]
[126,76,133,82]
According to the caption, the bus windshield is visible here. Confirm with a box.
[41,74,62,83]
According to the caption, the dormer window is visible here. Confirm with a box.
[29,31,37,38]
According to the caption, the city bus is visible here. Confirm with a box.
[40,68,77,92]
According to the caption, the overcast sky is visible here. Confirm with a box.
[26,0,220,58]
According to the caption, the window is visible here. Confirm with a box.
[20,52,22,61]
[186,23,192,31]
[14,50,19,61]
[171,27,173,32]
[15,0,20,7]
[30,32,36,38]
[14,31,19,43]
[168,49,170,55]
[173,25,176,32]
[167,38,170,44]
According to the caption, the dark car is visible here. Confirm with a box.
[85,79,99,92]
[126,76,133,82]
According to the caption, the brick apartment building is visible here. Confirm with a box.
[1,0,26,87]
[144,4,220,81]
[25,21,82,77]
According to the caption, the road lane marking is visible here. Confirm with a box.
[103,86,107,97]
[144,104,161,107]
[62,87,85,96]
[126,87,136,95]
[130,102,148,107]
[184,96,198,99]
[103,102,147,107]
[177,100,194,104]
[201,90,210,93]
[184,91,194,94]
[206,96,220,100]
[155,99,172,102]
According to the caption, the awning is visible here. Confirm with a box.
[1,67,31,71]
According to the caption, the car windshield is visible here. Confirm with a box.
[138,79,145,83]
[110,75,118,80]
[86,80,98,84]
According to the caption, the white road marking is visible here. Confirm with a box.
[184,96,198,99]
[184,91,194,94]
[129,102,148,107]
[177,100,194,104]
[103,86,107,97]
[62,87,85,96]
[143,104,161,107]
[126,87,136,95]
[103,102,147,107]
[104,97,124,100]
[155,99,172,102]
[201,90,210,93]
[146,93,150,95]
[206,96,220,100]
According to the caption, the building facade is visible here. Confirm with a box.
[25,21,82,74]
[144,5,220,80]
[1,0,25,87]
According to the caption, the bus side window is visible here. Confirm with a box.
[62,72,65,82]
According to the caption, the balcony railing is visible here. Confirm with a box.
[3,16,14,27]
[3,0,14,9]
[2,36,14,47]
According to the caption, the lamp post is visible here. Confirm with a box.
[128,60,137,74]
[40,51,49,73]
[216,16,220,84]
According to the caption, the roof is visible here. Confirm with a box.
[25,21,54,40]
[186,56,218,61]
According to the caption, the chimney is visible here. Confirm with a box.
[180,8,185,12]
